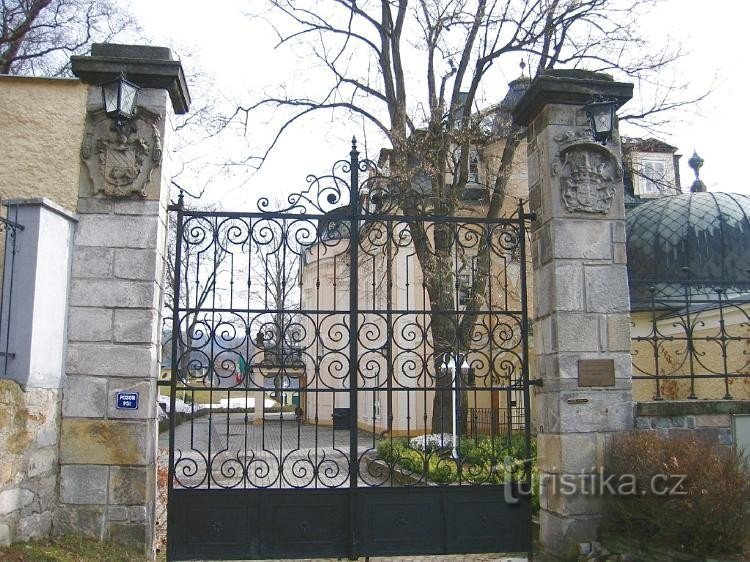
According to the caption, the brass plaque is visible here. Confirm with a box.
[578,359,615,387]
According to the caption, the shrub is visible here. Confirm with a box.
[375,434,539,510]
[376,438,408,463]
[604,431,750,556]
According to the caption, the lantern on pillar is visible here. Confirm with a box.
[583,98,618,144]
[100,72,140,125]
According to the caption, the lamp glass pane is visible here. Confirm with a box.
[120,82,138,116]
[102,82,119,114]
[592,105,614,135]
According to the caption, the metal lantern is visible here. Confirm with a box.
[583,98,617,144]
[100,73,140,123]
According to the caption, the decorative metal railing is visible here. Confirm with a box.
[0,207,24,376]
[630,270,750,401]
[464,406,525,438]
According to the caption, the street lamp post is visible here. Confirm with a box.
[442,352,470,459]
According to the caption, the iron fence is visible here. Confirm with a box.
[630,270,750,400]
[464,407,525,438]
[0,206,23,376]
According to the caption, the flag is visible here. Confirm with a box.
[237,355,250,383]
[238,354,249,374]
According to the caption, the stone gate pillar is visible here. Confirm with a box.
[513,71,634,559]
[54,44,189,555]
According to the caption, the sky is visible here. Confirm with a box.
[128,0,749,207]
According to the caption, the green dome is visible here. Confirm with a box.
[626,192,750,291]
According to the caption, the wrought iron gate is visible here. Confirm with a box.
[167,142,533,560]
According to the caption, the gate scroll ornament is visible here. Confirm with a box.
[553,130,623,214]
[80,108,163,197]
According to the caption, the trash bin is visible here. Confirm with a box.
[332,407,350,430]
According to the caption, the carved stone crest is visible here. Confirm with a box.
[81,108,162,197]
[552,130,622,214]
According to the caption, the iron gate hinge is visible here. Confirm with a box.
[529,378,543,387]
[523,212,537,221]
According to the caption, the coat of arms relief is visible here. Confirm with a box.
[552,130,623,214]
[81,108,163,197]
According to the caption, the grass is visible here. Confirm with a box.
[0,536,146,562]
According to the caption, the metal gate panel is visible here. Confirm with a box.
[258,490,349,558]
[170,490,260,560]
[357,488,442,555]
[166,143,533,560]
[441,486,531,553]
[356,487,531,556]
[169,489,349,560]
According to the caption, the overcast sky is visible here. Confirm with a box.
[129,0,748,206]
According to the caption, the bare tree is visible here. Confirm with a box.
[248,214,302,356]
[0,0,234,209]
[162,198,232,383]
[240,213,304,403]
[232,0,708,432]
[0,0,136,76]
[163,195,304,388]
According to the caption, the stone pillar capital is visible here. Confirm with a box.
[71,43,190,115]
[512,69,632,127]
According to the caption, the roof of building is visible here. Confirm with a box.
[626,192,750,290]
[490,77,530,136]
[622,137,679,153]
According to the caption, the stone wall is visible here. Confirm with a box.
[635,400,750,448]
[0,199,77,547]
[0,76,87,213]
[0,45,187,555]
[0,381,60,546]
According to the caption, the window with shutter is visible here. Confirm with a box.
[642,159,667,195]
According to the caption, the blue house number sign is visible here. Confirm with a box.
[116,392,139,410]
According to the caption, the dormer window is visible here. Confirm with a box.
[457,258,477,307]
[468,151,480,183]
[457,272,471,307]
[622,138,681,206]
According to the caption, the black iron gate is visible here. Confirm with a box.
[167,142,533,560]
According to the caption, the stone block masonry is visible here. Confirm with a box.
[634,400,750,448]
[55,42,188,556]
[513,70,635,560]
[0,44,187,554]
[0,381,60,546]
[56,132,171,552]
